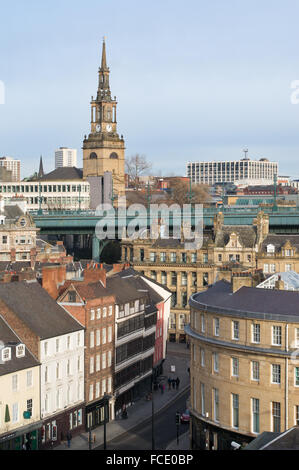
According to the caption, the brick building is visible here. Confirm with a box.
[57,264,115,431]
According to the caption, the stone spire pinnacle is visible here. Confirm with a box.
[38,155,44,179]
[101,37,108,71]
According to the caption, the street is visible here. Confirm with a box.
[94,390,190,450]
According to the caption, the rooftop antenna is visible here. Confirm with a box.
[243,148,249,160]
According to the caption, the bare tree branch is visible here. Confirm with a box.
[125,154,152,189]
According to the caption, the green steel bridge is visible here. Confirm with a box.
[31,206,299,260]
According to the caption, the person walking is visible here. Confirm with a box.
[66,430,72,448]
[168,377,172,390]
[176,377,180,390]
[172,379,176,390]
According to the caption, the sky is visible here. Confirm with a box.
[1,0,299,178]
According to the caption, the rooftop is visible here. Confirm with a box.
[0,281,83,339]
[190,280,299,321]
[0,315,40,376]
[39,167,83,181]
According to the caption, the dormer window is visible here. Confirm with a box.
[16,344,25,358]
[267,244,275,254]
[2,347,11,362]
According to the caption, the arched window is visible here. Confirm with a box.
[90,152,97,160]
[110,152,118,159]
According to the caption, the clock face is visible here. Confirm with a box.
[106,124,112,132]
[96,124,101,132]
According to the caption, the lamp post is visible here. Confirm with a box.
[103,394,111,450]
[88,415,92,451]
[176,411,180,445]
[151,369,155,451]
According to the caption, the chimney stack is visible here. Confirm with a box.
[83,264,106,287]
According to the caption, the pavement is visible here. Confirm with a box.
[166,431,190,450]
[55,341,190,451]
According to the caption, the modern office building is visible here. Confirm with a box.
[55,148,77,169]
[0,168,90,211]
[0,157,21,182]
[187,158,278,186]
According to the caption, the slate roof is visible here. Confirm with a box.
[0,281,83,339]
[244,432,280,450]
[40,167,83,181]
[261,234,299,252]
[245,427,299,450]
[61,268,165,307]
[214,225,257,248]
[0,315,40,376]
[2,205,24,220]
[190,280,299,319]
[152,231,213,249]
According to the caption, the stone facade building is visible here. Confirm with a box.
[121,212,270,343]
[186,280,299,450]
[257,234,299,275]
[0,205,39,263]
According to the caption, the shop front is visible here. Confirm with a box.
[85,396,110,431]
[41,405,85,449]
[0,421,43,450]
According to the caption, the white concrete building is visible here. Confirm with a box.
[187,157,278,186]
[0,168,90,211]
[55,148,77,169]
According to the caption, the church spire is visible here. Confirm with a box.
[97,38,111,101]
[100,37,109,71]
[38,155,44,179]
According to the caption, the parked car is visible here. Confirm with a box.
[180,409,190,423]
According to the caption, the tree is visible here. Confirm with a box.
[125,154,152,190]
[164,178,210,206]
[5,404,10,423]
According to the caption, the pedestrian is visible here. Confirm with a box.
[172,379,176,390]
[66,430,72,448]
[176,377,180,390]
[168,377,171,390]
[122,404,128,419]
[22,442,26,451]
[187,367,190,375]
[162,383,165,393]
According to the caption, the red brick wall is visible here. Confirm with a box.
[0,298,40,359]
[42,265,66,299]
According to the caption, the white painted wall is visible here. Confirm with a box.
[40,330,84,419]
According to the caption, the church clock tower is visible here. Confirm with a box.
[83,39,125,197]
